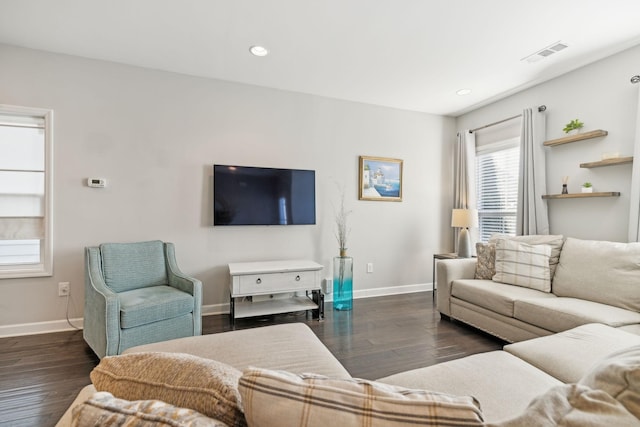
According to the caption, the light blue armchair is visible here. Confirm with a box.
[83,240,202,358]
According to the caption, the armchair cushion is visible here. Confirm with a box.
[119,286,195,329]
[100,240,168,292]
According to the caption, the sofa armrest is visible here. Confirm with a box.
[54,384,97,427]
[436,258,477,316]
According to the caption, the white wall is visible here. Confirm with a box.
[0,44,455,334]
[456,44,640,242]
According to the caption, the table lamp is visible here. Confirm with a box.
[451,208,478,258]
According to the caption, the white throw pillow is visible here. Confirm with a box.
[492,239,552,292]
[490,384,639,427]
[489,234,564,279]
[72,392,229,427]
[238,368,484,427]
[579,345,640,419]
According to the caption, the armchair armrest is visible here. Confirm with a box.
[84,247,120,358]
[164,243,202,336]
[436,258,477,316]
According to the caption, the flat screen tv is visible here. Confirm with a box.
[214,165,316,226]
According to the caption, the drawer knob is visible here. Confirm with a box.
[295,275,301,281]
[256,278,262,284]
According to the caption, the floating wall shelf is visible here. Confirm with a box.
[543,129,608,147]
[542,192,621,199]
[580,156,633,168]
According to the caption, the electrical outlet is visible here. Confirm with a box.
[367,262,373,273]
[323,278,333,294]
[58,282,70,297]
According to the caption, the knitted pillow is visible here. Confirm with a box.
[474,242,496,280]
[239,367,484,427]
[90,352,246,427]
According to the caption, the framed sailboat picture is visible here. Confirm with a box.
[358,156,403,202]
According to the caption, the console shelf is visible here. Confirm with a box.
[234,296,319,319]
[580,156,633,168]
[228,259,324,324]
[542,192,621,199]
[543,129,608,147]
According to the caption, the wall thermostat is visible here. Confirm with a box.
[87,178,106,188]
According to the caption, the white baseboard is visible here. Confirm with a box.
[350,282,432,300]
[0,283,434,337]
[200,282,433,316]
[0,318,84,338]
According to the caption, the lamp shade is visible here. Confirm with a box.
[451,208,478,228]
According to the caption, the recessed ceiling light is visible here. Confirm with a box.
[249,45,269,57]
[456,89,472,96]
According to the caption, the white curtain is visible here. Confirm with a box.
[516,108,549,235]
[629,83,640,242]
[453,131,476,250]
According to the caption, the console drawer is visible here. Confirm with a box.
[236,270,316,295]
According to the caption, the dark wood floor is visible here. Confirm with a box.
[0,292,504,426]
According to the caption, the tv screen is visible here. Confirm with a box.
[214,165,316,226]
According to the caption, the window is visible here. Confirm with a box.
[475,137,520,243]
[0,105,53,278]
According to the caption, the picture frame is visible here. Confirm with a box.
[358,156,403,202]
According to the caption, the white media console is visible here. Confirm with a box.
[228,259,324,324]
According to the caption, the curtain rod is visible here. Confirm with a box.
[469,105,547,133]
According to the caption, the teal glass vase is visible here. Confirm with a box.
[333,255,353,311]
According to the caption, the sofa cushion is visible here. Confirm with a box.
[552,237,640,311]
[90,352,246,427]
[490,384,640,427]
[451,279,555,317]
[72,391,229,427]
[504,323,640,383]
[489,234,564,279]
[513,297,640,333]
[239,367,484,427]
[123,323,351,378]
[493,239,552,292]
[618,324,640,335]
[579,345,640,419]
[474,242,496,279]
[118,285,194,329]
[377,351,562,424]
[100,240,168,292]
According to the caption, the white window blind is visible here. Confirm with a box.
[475,137,520,242]
[0,106,53,278]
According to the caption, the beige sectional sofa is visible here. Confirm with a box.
[58,321,640,426]
[437,236,640,343]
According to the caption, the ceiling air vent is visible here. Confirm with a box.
[522,41,569,63]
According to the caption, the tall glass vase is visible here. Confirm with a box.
[333,254,353,311]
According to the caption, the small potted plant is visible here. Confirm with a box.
[582,182,593,193]
[563,119,584,135]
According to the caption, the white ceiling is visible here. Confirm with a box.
[1,0,640,116]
